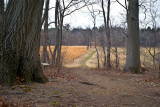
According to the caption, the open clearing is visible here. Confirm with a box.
[40,46,89,64]
[0,47,160,107]
[40,46,159,69]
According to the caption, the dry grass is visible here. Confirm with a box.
[40,46,89,64]
[94,47,159,69]
[40,46,159,69]
[109,47,159,69]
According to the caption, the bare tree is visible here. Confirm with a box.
[42,0,50,64]
[87,3,100,68]
[101,0,107,68]
[110,25,120,69]
[146,0,159,66]
[101,0,111,68]
[53,0,90,72]
[52,0,59,66]
[93,27,100,68]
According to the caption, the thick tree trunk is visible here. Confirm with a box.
[124,0,141,73]
[0,0,4,82]
[1,0,48,85]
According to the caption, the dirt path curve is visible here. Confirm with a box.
[64,48,96,68]
[1,67,160,107]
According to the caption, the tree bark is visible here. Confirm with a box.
[95,37,100,68]
[101,0,111,68]
[115,46,119,69]
[42,0,50,64]
[124,0,141,73]
[159,61,160,79]
[56,17,63,72]
[0,0,4,81]
[1,0,48,85]
[106,0,111,68]
[52,0,59,66]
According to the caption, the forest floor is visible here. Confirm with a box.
[0,49,160,107]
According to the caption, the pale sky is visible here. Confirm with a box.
[48,0,160,29]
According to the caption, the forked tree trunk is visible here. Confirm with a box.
[56,18,63,72]
[101,0,111,68]
[52,0,59,66]
[1,0,48,85]
[124,0,141,73]
[0,0,4,79]
[54,0,64,71]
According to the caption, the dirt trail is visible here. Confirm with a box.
[0,48,160,106]
[64,48,96,68]
[65,68,160,107]
[1,67,160,107]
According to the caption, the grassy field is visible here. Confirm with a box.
[40,46,159,69]
[87,47,159,69]
[40,46,89,64]
[107,47,159,69]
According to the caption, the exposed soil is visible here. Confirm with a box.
[0,50,160,107]
[0,68,160,107]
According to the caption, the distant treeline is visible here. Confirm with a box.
[40,26,160,47]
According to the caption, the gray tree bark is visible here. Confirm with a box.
[106,0,111,68]
[42,0,50,64]
[1,0,48,85]
[95,37,100,68]
[52,0,59,66]
[101,0,111,68]
[56,17,63,72]
[0,0,4,80]
[124,0,141,73]
[101,0,107,68]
